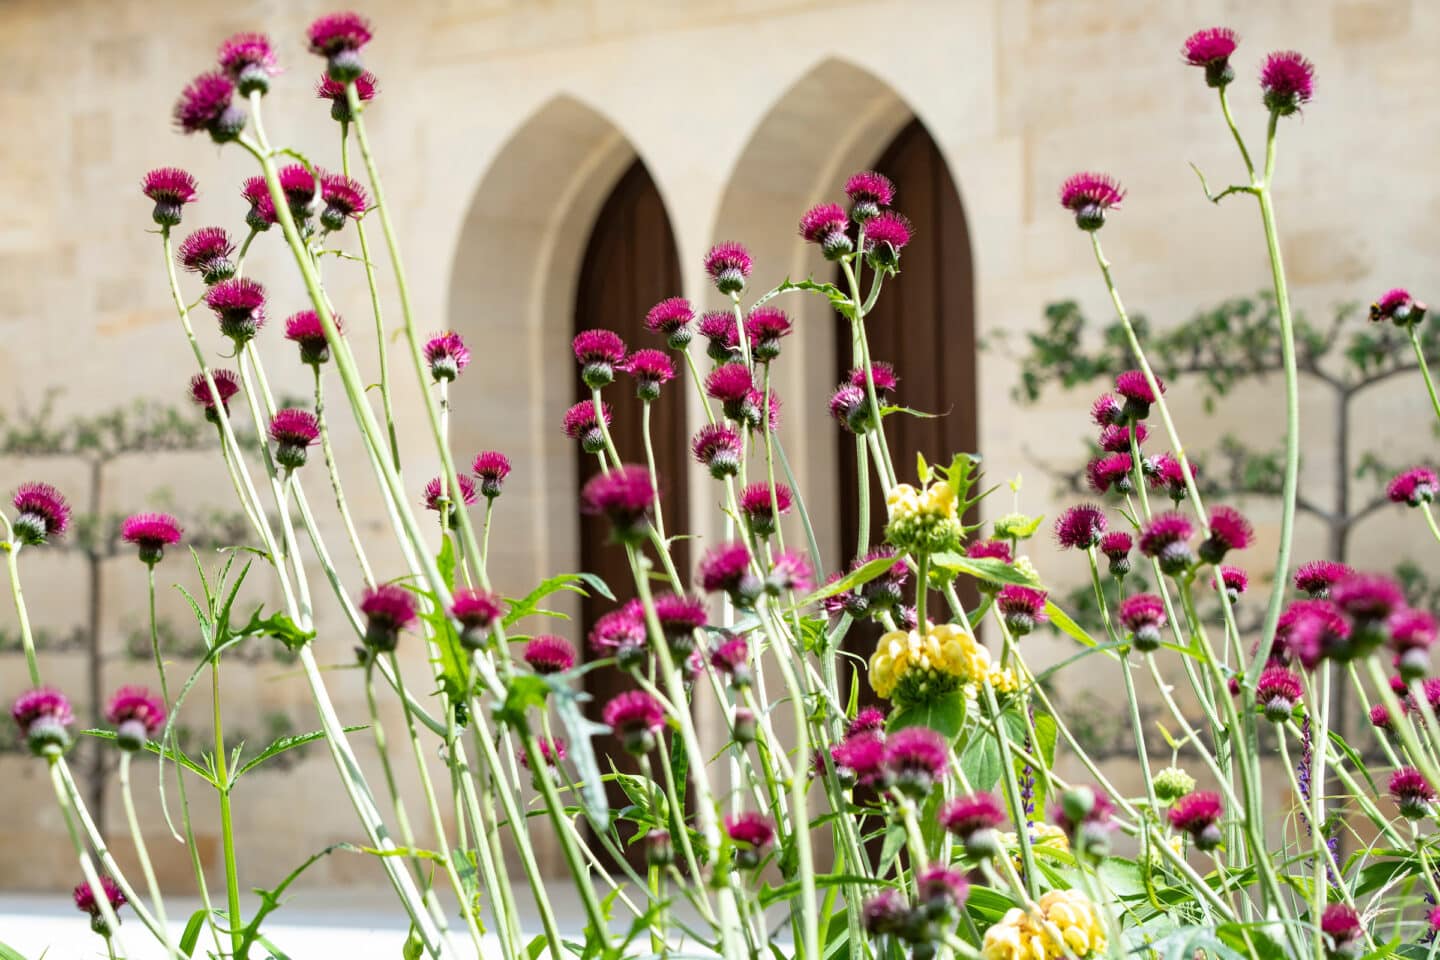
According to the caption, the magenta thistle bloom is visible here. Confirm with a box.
[1098,422,1147,453]
[360,584,416,651]
[1387,466,1438,506]
[1086,452,1137,495]
[424,331,470,382]
[1331,573,1405,622]
[73,875,126,934]
[174,71,242,142]
[317,71,378,122]
[941,791,1007,858]
[308,11,373,81]
[1212,565,1248,603]
[423,476,477,527]
[997,585,1048,637]
[1390,608,1436,679]
[589,601,648,662]
[12,687,74,756]
[769,549,814,595]
[829,384,868,434]
[1256,665,1303,722]
[1371,703,1393,731]
[744,387,782,435]
[1055,503,1107,550]
[471,451,511,499]
[1100,530,1133,577]
[581,465,655,545]
[277,163,318,220]
[451,588,502,649]
[845,170,895,222]
[218,32,280,95]
[563,399,614,454]
[1389,766,1435,819]
[697,310,740,361]
[705,362,753,405]
[739,482,793,537]
[524,635,577,674]
[1059,172,1125,231]
[241,175,278,230]
[1183,27,1239,87]
[709,635,750,686]
[1052,787,1116,856]
[643,296,694,349]
[847,707,887,739]
[270,409,320,470]
[1294,560,1352,599]
[1090,393,1125,427]
[799,202,852,260]
[1200,505,1253,563]
[284,310,343,366]
[205,277,267,343]
[121,513,182,565]
[573,328,627,388]
[849,362,899,398]
[11,482,71,545]
[319,173,369,231]
[864,211,912,271]
[518,737,567,771]
[1119,593,1167,651]
[915,865,970,914]
[106,686,166,750]
[1147,452,1196,503]
[884,726,949,798]
[1139,511,1195,575]
[603,689,665,754]
[724,811,775,868]
[745,307,794,361]
[966,539,1013,563]
[1114,369,1163,420]
[1282,599,1352,668]
[704,241,753,295]
[1168,791,1223,850]
[1370,287,1427,328]
[188,369,241,422]
[862,889,908,937]
[692,423,743,480]
[1260,50,1315,116]
[832,732,887,788]
[142,167,198,226]
[623,348,675,401]
[653,593,708,654]
[697,541,760,606]
[1319,904,1363,954]
[177,226,236,284]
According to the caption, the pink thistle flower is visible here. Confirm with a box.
[308,11,373,81]
[11,482,71,545]
[121,513,183,565]
[1055,503,1108,550]
[847,707,887,738]
[12,687,73,756]
[319,173,369,230]
[854,547,909,612]
[705,362,753,406]
[603,689,665,754]
[884,726,949,798]
[724,811,775,867]
[177,226,236,284]
[174,71,242,141]
[1200,505,1253,562]
[1261,50,1316,116]
[270,408,320,470]
[704,242,752,295]
[424,331,470,381]
[1139,511,1195,575]
[218,32,280,94]
[1387,466,1438,506]
[644,296,694,349]
[653,593,708,654]
[573,328,627,388]
[692,423,743,480]
[1147,452,1196,504]
[966,539,1013,563]
[1098,422,1147,452]
[1119,594,1167,651]
[709,636,750,686]
[1294,560,1353,599]
[317,71,378,122]
[862,890,909,937]
[623,348,675,401]
[518,737,567,771]
[1114,369,1163,420]
[589,601,648,663]
[1086,452,1137,495]
[798,202,852,260]
[1389,767,1435,819]
[451,588,502,649]
[864,211,912,271]
[940,792,1008,858]
[471,451,511,499]
[1370,287,1427,328]
[997,585,1048,636]
[832,732,887,787]
[745,307,794,361]
[73,875,126,933]
[106,686,166,750]
[284,310,343,366]
[745,387,782,434]
[1183,27,1239,87]
[188,369,241,422]
[1100,531,1133,577]
[524,635,577,674]
[739,482,793,537]
[1256,665,1303,722]
[1052,787,1116,854]
[1331,573,1405,622]
[1168,791,1223,850]
[698,310,740,361]
[697,541,760,605]
[562,399,614,454]
[1319,904,1362,954]
[142,167,198,226]
[277,163,318,219]
[829,384,868,434]
[1090,393,1125,427]
[1283,599,1351,668]
[1390,608,1437,679]
[581,465,655,545]
[241,175,278,231]
[915,866,970,915]
[204,277,266,343]
[359,584,416,651]
[423,476,477,526]
[849,362,899,397]
[1371,703,1393,731]
[845,170,895,222]
[1059,172,1125,231]
[1212,565,1248,603]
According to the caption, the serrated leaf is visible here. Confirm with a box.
[551,680,611,833]
[493,674,549,727]
[232,724,368,781]
[81,729,218,787]
[238,607,315,652]
[503,572,614,628]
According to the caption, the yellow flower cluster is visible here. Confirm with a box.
[885,482,964,553]
[869,624,1017,703]
[980,889,1107,960]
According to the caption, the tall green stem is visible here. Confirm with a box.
[211,658,243,958]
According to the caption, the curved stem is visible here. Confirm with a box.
[120,752,178,959]
[1409,325,1440,426]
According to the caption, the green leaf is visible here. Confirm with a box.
[959,733,1002,793]
[876,824,906,873]
[550,680,612,833]
[232,725,368,781]
[503,572,614,628]
[419,576,471,702]
[525,935,549,960]
[887,691,966,740]
[80,729,218,787]
[178,908,208,957]
[930,553,1038,587]
[1044,600,1098,648]
[0,941,32,960]
[494,674,550,727]
[238,607,315,652]
[436,537,457,591]
[794,553,903,608]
